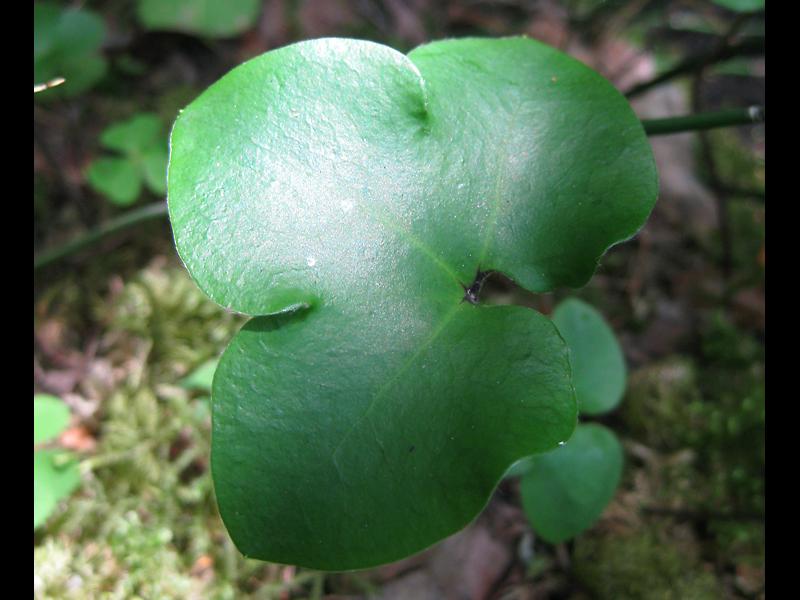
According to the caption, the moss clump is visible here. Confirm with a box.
[573,530,719,600]
[620,311,764,581]
[101,261,244,380]
[706,129,765,196]
[694,313,765,565]
[622,356,704,451]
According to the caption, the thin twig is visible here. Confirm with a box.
[625,36,764,99]
[34,202,168,271]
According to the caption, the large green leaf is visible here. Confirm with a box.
[552,298,627,415]
[520,423,623,543]
[33,3,107,99]
[168,37,657,569]
[34,450,81,529]
[137,0,261,38]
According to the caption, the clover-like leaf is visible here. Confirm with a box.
[100,114,165,155]
[168,37,657,569]
[552,298,627,416]
[87,158,142,206]
[520,423,623,543]
[137,0,261,38]
[87,113,169,205]
[34,3,107,99]
[142,147,170,196]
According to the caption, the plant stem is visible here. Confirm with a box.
[34,201,168,271]
[641,106,764,136]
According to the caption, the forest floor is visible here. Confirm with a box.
[34,1,764,598]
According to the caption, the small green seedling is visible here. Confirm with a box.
[516,299,626,544]
[179,358,218,392]
[34,394,81,530]
[137,0,262,38]
[167,37,657,570]
[87,113,169,206]
[34,3,107,99]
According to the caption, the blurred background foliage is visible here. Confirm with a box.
[34,0,764,598]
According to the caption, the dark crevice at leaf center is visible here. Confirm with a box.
[461,268,495,305]
[465,269,543,308]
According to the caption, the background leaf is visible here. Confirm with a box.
[87,158,142,206]
[137,0,262,38]
[711,0,765,12]
[34,450,81,529]
[552,298,627,416]
[142,147,169,196]
[101,113,165,155]
[34,394,71,445]
[520,423,623,544]
[179,358,218,391]
[34,3,107,99]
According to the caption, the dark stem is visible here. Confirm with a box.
[684,10,758,285]
[34,202,168,271]
[641,106,764,136]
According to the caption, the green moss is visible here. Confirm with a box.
[102,263,244,380]
[621,312,764,577]
[706,129,765,196]
[573,530,720,600]
[622,356,704,451]
[693,314,765,536]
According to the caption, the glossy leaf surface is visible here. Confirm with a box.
[137,0,261,38]
[520,423,623,543]
[552,298,627,415]
[168,37,657,569]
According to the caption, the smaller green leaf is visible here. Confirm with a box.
[34,394,71,445]
[504,456,535,478]
[34,450,81,529]
[141,146,169,196]
[520,423,623,544]
[552,298,626,416]
[34,3,107,99]
[137,0,261,38]
[711,0,765,12]
[87,158,142,206]
[101,113,164,155]
[180,358,218,391]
